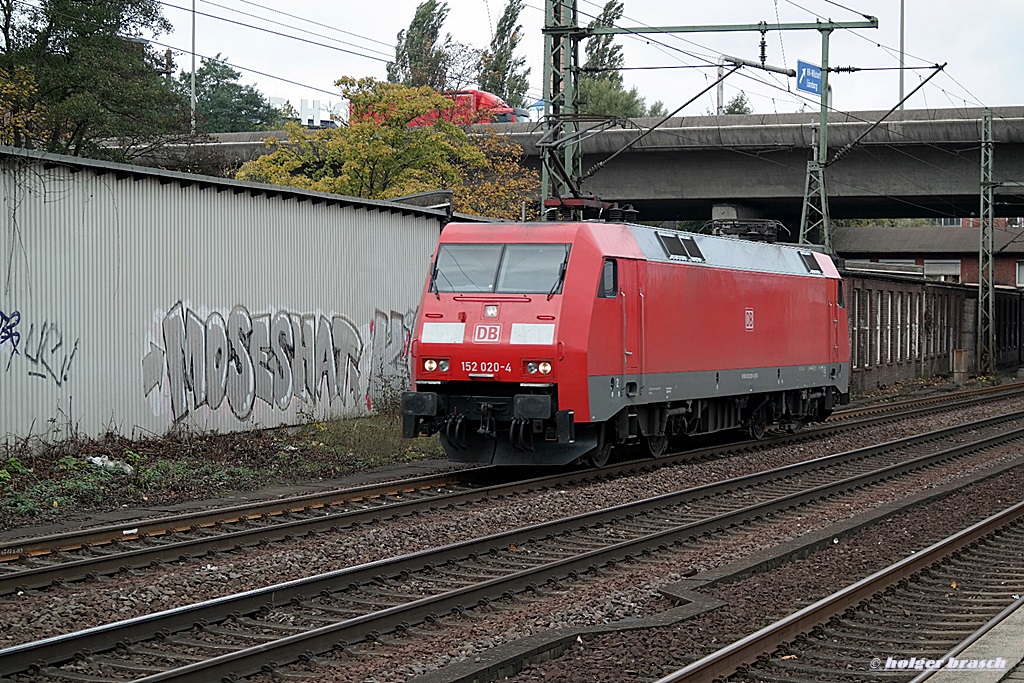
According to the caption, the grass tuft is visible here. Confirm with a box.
[0,403,444,531]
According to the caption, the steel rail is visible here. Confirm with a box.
[0,476,504,595]
[139,430,1024,683]
[906,594,1024,683]
[4,412,1024,680]
[1,382,1016,559]
[0,469,477,557]
[652,500,1024,683]
[831,382,1024,420]
[2,384,1022,596]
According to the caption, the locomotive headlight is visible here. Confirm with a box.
[424,359,438,372]
[438,359,449,372]
[484,304,499,318]
[539,361,552,374]
[526,362,539,374]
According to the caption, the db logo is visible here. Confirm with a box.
[745,308,755,331]
[474,324,502,343]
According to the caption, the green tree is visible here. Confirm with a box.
[176,56,283,133]
[723,92,753,114]
[577,0,661,118]
[454,129,539,219]
[477,0,530,107]
[237,77,483,199]
[387,0,453,89]
[579,78,645,118]
[1,0,190,158]
[441,41,484,91]
[235,77,537,220]
[582,0,625,87]
[833,218,934,228]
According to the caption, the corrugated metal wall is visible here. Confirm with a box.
[0,153,443,440]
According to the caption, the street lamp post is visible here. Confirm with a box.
[899,0,905,110]
[190,0,196,133]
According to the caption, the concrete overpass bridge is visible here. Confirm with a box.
[196,106,1024,227]
[500,106,1024,226]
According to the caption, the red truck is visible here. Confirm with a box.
[350,89,531,126]
[409,89,531,125]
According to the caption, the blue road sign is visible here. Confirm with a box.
[797,60,822,95]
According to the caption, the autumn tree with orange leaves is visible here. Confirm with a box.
[235,77,538,220]
[454,128,538,219]
[0,67,44,146]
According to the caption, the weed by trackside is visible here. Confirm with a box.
[0,400,444,531]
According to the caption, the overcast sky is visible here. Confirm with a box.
[159,1,1024,118]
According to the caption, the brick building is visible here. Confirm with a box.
[833,225,1024,391]
[832,225,1024,286]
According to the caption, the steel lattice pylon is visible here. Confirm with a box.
[539,6,877,222]
[541,0,582,219]
[799,159,831,252]
[977,108,995,374]
[797,25,834,253]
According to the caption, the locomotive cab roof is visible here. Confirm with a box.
[439,221,840,280]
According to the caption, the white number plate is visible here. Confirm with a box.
[461,361,512,373]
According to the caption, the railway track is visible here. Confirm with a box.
[3,409,1024,682]
[833,382,1024,420]
[657,499,1024,683]
[1,382,1022,596]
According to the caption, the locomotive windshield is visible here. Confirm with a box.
[431,243,571,294]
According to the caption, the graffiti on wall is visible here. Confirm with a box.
[1,308,20,371]
[143,303,415,423]
[364,308,415,409]
[1,308,80,386]
[23,321,79,387]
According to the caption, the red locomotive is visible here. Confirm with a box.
[402,221,850,466]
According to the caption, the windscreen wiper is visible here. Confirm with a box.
[428,263,440,299]
[547,250,570,301]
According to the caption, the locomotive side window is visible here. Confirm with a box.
[432,243,571,294]
[598,259,618,298]
[680,237,704,261]
[659,233,705,261]
[800,251,823,273]
[837,281,846,308]
[658,234,687,258]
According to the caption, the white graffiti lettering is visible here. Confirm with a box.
[144,303,414,423]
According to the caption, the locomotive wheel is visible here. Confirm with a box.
[587,424,612,468]
[643,433,668,457]
[747,406,768,440]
